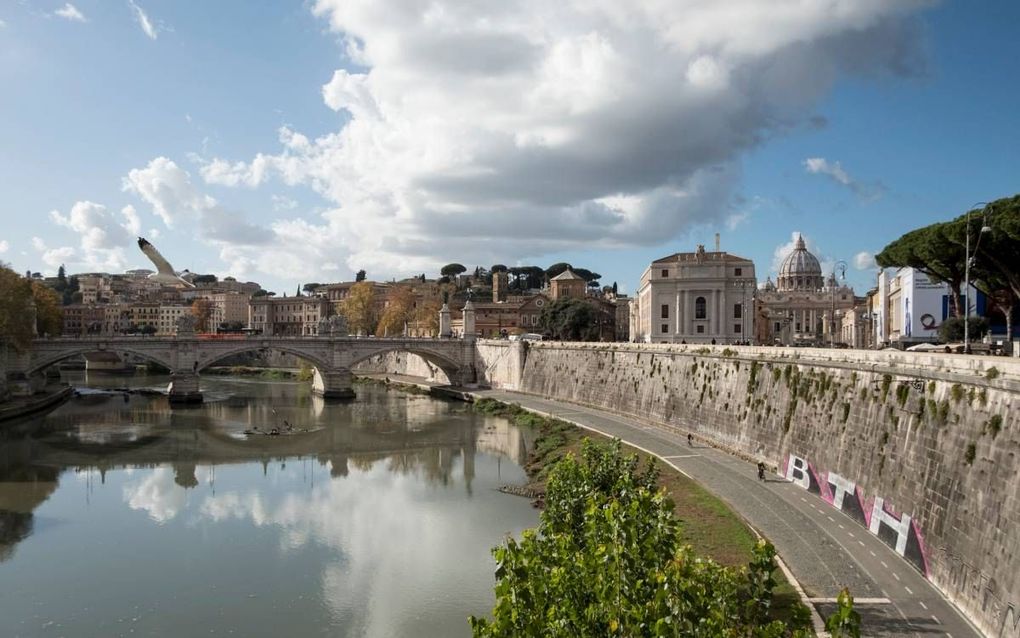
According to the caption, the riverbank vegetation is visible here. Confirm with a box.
[469,436,837,636]
[470,398,862,636]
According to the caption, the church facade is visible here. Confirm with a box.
[756,235,857,346]
[633,244,756,344]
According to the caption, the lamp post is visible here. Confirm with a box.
[829,260,847,348]
[964,203,993,354]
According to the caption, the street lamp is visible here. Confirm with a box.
[829,260,847,348]
[964,202,993,353]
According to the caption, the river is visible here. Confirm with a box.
[0,373,538,637]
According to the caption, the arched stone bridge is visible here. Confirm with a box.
[10,335,479,403]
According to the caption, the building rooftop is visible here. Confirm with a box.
[551,268,585,281]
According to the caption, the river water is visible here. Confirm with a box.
[0,374,538,637]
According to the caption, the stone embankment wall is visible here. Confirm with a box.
[508,342,1018,638]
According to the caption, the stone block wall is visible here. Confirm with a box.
[513,343,1019,638]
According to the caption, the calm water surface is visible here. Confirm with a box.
[0,374,537,637]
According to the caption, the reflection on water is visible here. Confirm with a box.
[0,375,536,637]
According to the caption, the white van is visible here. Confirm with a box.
[522,333,544,342]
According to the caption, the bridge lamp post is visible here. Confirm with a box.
[964,202,992,354]
[829,260,847,348]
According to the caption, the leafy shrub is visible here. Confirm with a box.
[985,414,1003,438]
[986,367,1000,380]
[965,443,976,465]
[938,316,988,343]
[470,440,817,637]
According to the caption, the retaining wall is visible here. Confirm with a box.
[512,343,1019,637]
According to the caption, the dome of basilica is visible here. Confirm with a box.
[777,234,824,291]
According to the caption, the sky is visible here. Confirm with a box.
[1,1,1018,296]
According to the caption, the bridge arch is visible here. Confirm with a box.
[194,343,332,374]
[347,345,467,385]
[27,345,175,376]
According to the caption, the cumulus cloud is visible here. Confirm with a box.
[803,157,887,201]
[853,250,877,270]
[45,201,140,271]
[187,0,928,279]
[128,0,159,40]
[123,157,272,248]
[30,237,77,271]
[54,3,86,22]
[0,239,8,254]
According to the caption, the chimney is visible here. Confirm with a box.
[714,233,720,252]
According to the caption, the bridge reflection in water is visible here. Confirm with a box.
[0,377,537,638]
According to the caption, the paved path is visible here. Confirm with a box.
[474,389,981,638]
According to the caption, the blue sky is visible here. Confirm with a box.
[1,1,1018,296]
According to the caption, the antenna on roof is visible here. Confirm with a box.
[715,233,720,252]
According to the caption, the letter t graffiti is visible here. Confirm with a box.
[827,473,856,510]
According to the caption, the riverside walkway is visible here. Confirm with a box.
[473,388,981,638]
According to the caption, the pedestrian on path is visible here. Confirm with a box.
[757,461,766,481]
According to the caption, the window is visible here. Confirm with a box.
[661,269,669,278]
[774,322,781,332]
[734,324,742,334]
[696,325,705,334]
[735,267,742,276]
[661,304,669,319]
[695,296,706,319]
[795,322,801,331]
[733,303,742,319]
[661,323,669,333]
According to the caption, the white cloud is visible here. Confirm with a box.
[0,19,7,29]
[54,3,86,22]
[45,201,138,272]
[128,0,159,40]
[186,1,928,279]
[853,250,877,270]
[30,237,77,271]
[124,157,272,250]
[271,194,299,211]
[0,240,8,254]
[803,156,886,201]
[121,205,141,236]
[123,157,216,227]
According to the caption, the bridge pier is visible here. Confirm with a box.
[167,372,203,404]
[312,368,355,400]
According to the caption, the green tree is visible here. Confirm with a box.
[355,269,367,282]
[192,274,218,284]
[441,263,467,278]
[303,283,322,294]
[56,264,68,291]
[545,262,572,281]
[539,297,598,341]
[490,264,508,273]
[938,316,988,343]
[876,223,967,317]
[0,265,63,348]
[470,440,805,638]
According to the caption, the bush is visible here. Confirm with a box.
[937,316,988,343]
[470,440,816,637]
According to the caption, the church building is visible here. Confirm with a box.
[632,240,756,344]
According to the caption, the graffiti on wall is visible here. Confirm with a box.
[934,544,1020,637]
[783,453,929,575]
